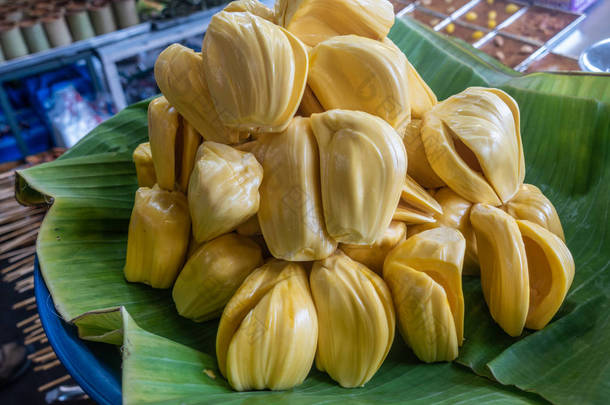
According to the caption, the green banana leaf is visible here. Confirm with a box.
[16,16,610,405]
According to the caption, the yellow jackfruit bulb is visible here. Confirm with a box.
[177,120,202,193]
[256,117,337,261]
[236,215,262,236]
[275,0,394,47]
[188,142,263,243]
[187,233,202,259]
[148,96,180,190]
[310,251,395,387]
[341,221,406,274]
[154,44,240,144]
[384,228,465,351]
[409,188,479,275]
[403,119,445,188]
[202,11,308,133]
[297,85,324,117]
[393,201,436,224]
[172,233,263,322]
[309,35,410,133]
[223,0,275,21]
[394,175,442,224]
[421,87,525,205]
[470,204,529,336]
[124,185,190,289]
[383,38,437,118]
[216,260,318,391]
[311,109,407,244]
[132,142,156,188]
[505,184,565,242]
[517,220,574,330]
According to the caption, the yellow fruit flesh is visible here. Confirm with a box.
[470,204,529,336]
[517,220,574,330]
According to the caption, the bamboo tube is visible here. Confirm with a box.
[43,13,72,48]
[5,5,24,23]
[20,18,50,53]
[0,23,29,59]
[66,4,95,41]
[112,0,139,29]
[89,0,117,35]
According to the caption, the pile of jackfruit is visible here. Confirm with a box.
[124,0,575,392]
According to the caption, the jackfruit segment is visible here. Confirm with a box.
[310,251,395,387]
[341,221,406,274]
[409,188,479,275]
[172,233,263,322]
[517,220,574,330]
[154,44,240,144]
[384,227,465,345]
[202,11,308,133]
[188,142,263,243]
[470,204,529,337]
[256,117,337,261]
[148,96,180,191]
[421,87,524,205]
[123,185,190,289]
[403,119,445,188]
[308,35,410,132]
[275,0,395,47]
[216,260,317,391]
[133,142,156,188]
[505,184,565,242]
[384,263,458,362]
[311,109,407,244]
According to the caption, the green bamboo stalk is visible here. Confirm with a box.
[112,0,139,29]
[88,1,117,35]
[43,14,72,48]
[0,23,29,59]
[66,10,95,41]
[20,19,50,53]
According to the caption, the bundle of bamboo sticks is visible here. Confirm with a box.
[0,164,88,398]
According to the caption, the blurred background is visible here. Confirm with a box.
[0,0,608,404]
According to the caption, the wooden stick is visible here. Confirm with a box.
[34,359,60,372]
[17,284,34,293]
[1,255,34,274]
[23,320,41,333]
[8,249,36,264]
[32,351,56,364]
[0,215,44,237]
[38,375,70,392]
[27,345,52,359]
[0,231,38,254]
[15,276,33,288]
[0,245,35,260]
[13,296,35,309]
[17,313,39,328]
[25,328,44,341]
[0,221,42,243]
[25,303,38,311]
[0,170,15,181]
[3,263,34,283]
[0,207,46,226]
[25,333,48,345]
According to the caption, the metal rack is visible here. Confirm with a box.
[0,23,151,156]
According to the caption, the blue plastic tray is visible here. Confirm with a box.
[34,258,122,405]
